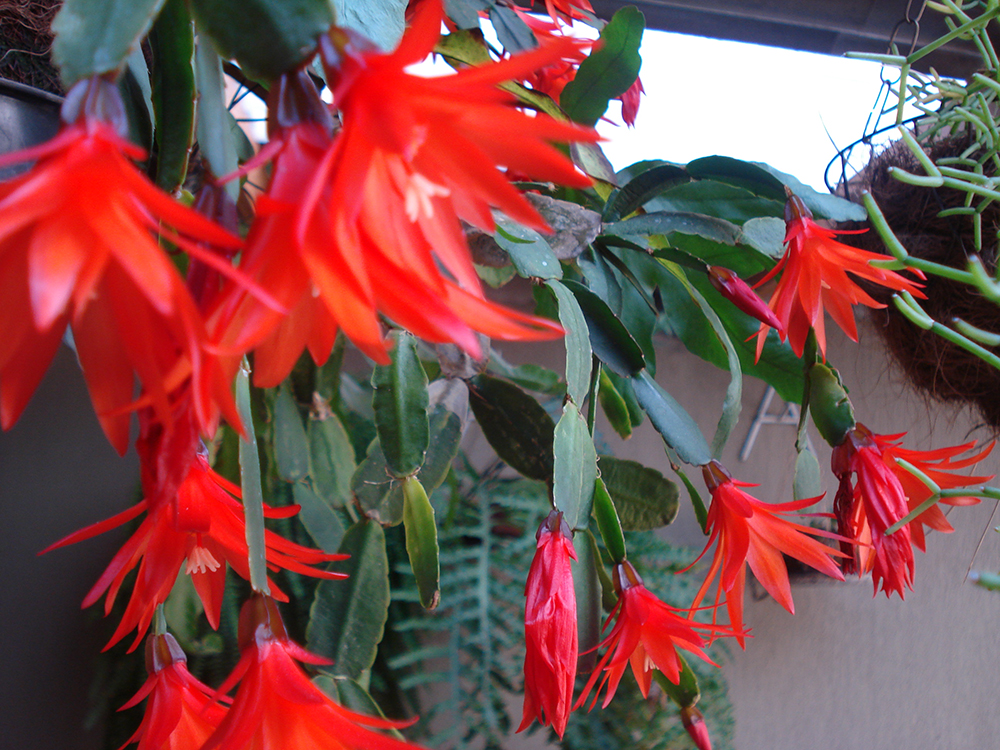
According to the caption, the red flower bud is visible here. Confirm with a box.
[519,511,578,738]
[681,705,712,750]
[707,265,782,331]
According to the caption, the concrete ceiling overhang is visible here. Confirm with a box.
[591,0,991,77]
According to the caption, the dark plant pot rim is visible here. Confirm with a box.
[0,77,63,106]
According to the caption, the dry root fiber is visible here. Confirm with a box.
[846,136,1000,429]
[0,1,62,94]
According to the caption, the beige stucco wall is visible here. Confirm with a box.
[498,310,1000,750]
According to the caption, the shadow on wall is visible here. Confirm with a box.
[0,347,140,750]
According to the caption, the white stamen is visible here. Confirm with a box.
[185,545,222,575]
[404,173,451,222]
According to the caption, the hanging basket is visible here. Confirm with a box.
[847,135,1000,430]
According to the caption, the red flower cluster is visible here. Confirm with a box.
[833,424,992,598]
[211,0,597,386]
[0,77,244,453]
[43,405,345,651]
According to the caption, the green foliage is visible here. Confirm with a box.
[384,463,550,748]
[308,519,390,680]
[52,0,167,83]
[148,0,195,192]
[561,7,645,126]
[189,0,335,81]
[467,375,555,482]
[553,401,598,530]
[372,332,430,478]
[598,456,679,531]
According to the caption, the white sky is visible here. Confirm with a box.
[596,27,904,191]
[240,24,909,193]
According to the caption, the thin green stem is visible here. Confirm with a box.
[908,7,1000,64]
[886,485,1000,535]
[236,359,271,595]
[154,605,167,636]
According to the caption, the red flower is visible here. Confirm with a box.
[210,75,346,387]
[203,595,427,750]
[618,76,645,127]
[832,425,915,598]
[119,633,229,750]
[680,705,712,750]
[214,2,597,381]
[576,561,731,710]
[43,449,345,651]
[833,425,993,598]
[0,76,244,453]
[753,192,924,361]
[519,511,578,738]
[687,461,847,645]
[707,265,782,331]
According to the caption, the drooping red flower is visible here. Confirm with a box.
[707,265,782,331]
[518,511,578,738]
[576,561,732,711]
[687,461,847,646]
[753,192,924,361]
[832,425,916,598]
[43,444,346,651]
[209,73,347,387]
[0,76,245,453]
[119,633,229,750]
[202,594,427,750]
[618,75,645,127]
[833,425,993,598]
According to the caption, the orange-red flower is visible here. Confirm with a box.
[202,595,427,750]
[753,192,924,361]
[0,76,244,453]
[833,424,992,598]
[43,449,345,651]
[832,425,916,598]
[687,461,847,645]
[214,0,597,380]
[576,561,731,710]
[119,633,229,750]
[210,74,345,387]
[519,511,578,738]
